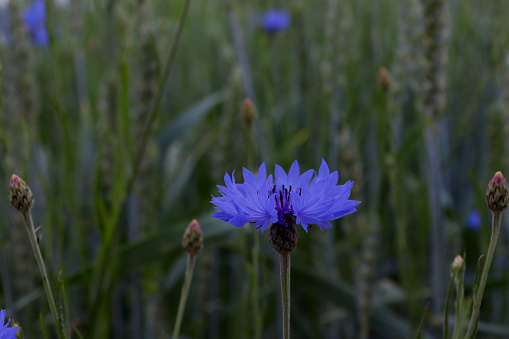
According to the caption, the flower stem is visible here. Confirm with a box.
[279,253,291,339]
[21,211,64,339]
[465,212,502,339]
[172,254,197,339]
[451,271,465,339]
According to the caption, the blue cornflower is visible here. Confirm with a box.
[466,209,482,232]
[260,9,290,34]
[0,309,19,338]
[23,0,49,47]
[211,159,360,233]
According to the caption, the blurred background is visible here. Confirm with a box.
[1,0,509,338]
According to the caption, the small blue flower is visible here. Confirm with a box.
[0,309,19,338]
[260,9,290,34]
[23,0,49,47]
[466,209,482,232]
[211,159,360,233]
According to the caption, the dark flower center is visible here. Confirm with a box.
[270,185,301,227]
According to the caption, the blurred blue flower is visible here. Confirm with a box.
[0,309,19,338]
[0,8,11,44]
[23,0,49,47]
[466,209,482,231]
[260,9,290,33]
[211,159,360,233]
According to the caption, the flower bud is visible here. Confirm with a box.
[269,222,298,254]
[451,255,464,272]
[485,171,509,213]
[241,98,257,127]
[182,219,203,255]
[8,175,34,213]
[377,67,391,93]
[12,320,22,338]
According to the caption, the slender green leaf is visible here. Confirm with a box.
[39,311,48,339]
[444,270,457,339]
[415,304,429,339]
[158,90,229,151]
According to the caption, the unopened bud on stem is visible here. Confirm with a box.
[182,219,203,255]
[451,255,464,272]
[241,98,257,127]
[485,171,509,213]
[377,67,391,93]
[9,175,34,213]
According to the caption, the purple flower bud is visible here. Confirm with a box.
[182,219,203,255]
[485,171,509,213]
[9,175,34,213]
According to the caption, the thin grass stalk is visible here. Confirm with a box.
[465,212,502,338]
[244,101,262,339]
[59,273,71,339]
[172,254,197,339]
[280,253,290,339]
[39,311,49,339]
[420,0,449,313]
[338,125,372,338]
[384,77,422,324]
[321,4,343,335]
[130,0,193,191]
[21,211,64,339]
[223,0,256,104]
[444,269,457,339]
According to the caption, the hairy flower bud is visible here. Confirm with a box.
[9,175,34,213]
[182,219,203,255]
[485,171,509,213]
[241,98,257,127]
[269,222,298,254]
[451,255,464,272]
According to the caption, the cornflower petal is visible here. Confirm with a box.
[317,158,330,181]
[287,161,300,187]
[256,163,267,189]
[275,164,288,190]
[0,309,19,338]
[297,169,314,188]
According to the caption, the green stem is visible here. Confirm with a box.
[465,212,502,339]
[451,270,465,339]
[280,253,290,339]
[172,254,197,339]
[21,212,64,339]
